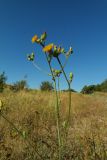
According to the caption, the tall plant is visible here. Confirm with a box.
[27,32,73,159]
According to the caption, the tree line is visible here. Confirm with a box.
[0,71,107,93]
[0,72,54,92]
[81,80,107,94]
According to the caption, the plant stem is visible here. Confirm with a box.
[57,57,72,125]
[58,76,61,106]
[57,57,69,85]
[41,43,62,160]
[46,59,61,160]
[54,80,62,160]
[68,83,71,123]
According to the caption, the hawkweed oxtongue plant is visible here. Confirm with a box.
[27,32,74,159]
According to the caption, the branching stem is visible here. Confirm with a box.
[57,57,71,126]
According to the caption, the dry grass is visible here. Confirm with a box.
[0,90,107,159]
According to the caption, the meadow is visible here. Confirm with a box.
[0,90,107,160]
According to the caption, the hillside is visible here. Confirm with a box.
[81,79,107,94]
[0,91,107,159]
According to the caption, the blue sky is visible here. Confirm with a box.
[0,0,107,91]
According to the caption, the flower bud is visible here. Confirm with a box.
[40,32,47,41]
[69,47,73,53]
[53,45,61,57]
[66,47,73,58]
[69,72,73,82]
[61,48,66,54]
[54,70,62,77]
[27,53,35,61]
[36,38,42,44]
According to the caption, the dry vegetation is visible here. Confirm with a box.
[0,90,107,160]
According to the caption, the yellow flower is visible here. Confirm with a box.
[32,35,38,43]
[43,43,54,52]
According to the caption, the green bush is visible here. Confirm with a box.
[0,72,7,92]
[81,85,96,94]
[10,80,28,92]
[81,79,107,94]
[100,79,107,92]
[40,81,54,91]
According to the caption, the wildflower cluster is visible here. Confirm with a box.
[28,32,73,62]
[31,32,47,44]
[52,69,62,77]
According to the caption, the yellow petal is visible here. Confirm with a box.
[32,35,38,43]
[43,43,54,52]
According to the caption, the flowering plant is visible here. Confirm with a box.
[27,32,74,159]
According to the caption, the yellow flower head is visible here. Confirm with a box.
[43,43,54,52]
[32,35,38,43]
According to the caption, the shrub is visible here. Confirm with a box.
[10,80,28,92]
[40,81,54,91]
[0,72,7,92]
[81,85,96,94]
[100,79,107,92]
[81,79,107,94]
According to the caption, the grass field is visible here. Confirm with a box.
[0,90,107,160]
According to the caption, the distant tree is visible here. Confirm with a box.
[0,72,7,92]
[81,85,88,94]
[100,79,107,92]
[81,85,96,94]
[10,80,28,92]
[95,84,101,91]
[40,81,54,91]
[81,79,107,94]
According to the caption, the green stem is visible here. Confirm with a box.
[46,59,61,160]
[57,57,71,125]
[68,83,71,123]
[0,112,44,160]
[54,80,62,160]
[41,43,61,160]
[57,57,69,85]
[58,76,61,104]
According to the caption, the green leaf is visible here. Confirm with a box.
[69,72,73,83]
[22,131,26,139]
[62,121,68,129]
